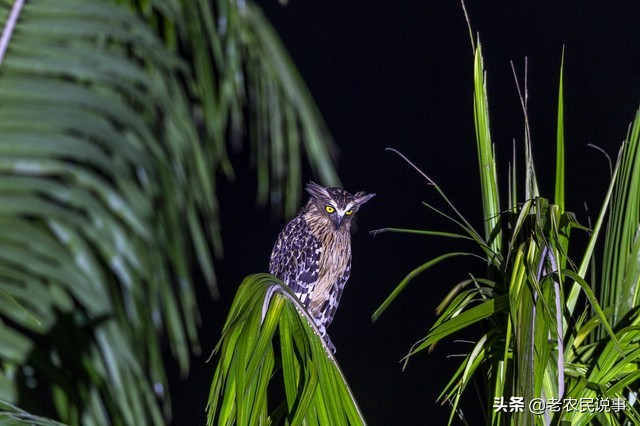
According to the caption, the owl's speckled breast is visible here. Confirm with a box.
[307,221,351,314]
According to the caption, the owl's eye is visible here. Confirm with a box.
[325,206,335,213]
[345,209,354,216]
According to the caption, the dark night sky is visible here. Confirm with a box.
[171,2,640,425]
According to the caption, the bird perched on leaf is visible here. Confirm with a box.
[269,181,375,353]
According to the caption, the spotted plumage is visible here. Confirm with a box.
[269,181,375,352]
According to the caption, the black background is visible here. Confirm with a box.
[172,2,640,425]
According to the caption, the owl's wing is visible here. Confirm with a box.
[269,216,321,308]
[316,262,350,333]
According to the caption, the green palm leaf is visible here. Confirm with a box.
[0,0,338,423]
[0,401,66,426]
[207,274,365,426]
[601,108,640,326]
[1,1,198,422]
[374,36,640,425]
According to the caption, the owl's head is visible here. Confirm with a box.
[305,181,375,230]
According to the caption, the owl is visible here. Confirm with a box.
[269,181,375,353]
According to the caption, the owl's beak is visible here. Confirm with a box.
[334,215,343,229]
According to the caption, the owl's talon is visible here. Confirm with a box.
[324,335,336,354]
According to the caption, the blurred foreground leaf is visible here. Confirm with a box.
[0,0,338,423]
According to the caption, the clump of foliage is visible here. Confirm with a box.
[372,42,640,425]
[0,0,337,424]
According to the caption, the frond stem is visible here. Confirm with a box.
[0,0,24,67]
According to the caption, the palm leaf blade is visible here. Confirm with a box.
[207,274,365,426]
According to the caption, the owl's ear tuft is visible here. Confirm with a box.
[354,191,376,206]
[305,181,330,199]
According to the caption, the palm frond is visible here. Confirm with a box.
[0,0,339,423]
[374,38,640,425]
[207,274,365,426]
[0,400,67,426]
[241,4,340,214]
[473,42,501,255]
[0,0,202,422]
[601,108,640,326]
[142,0,340,216]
